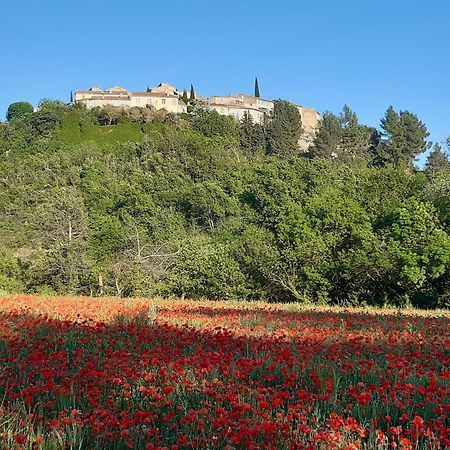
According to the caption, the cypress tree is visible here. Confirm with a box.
[190,84,195,101]
[181,90,189,104]
[70,91,73,103]
[254,77,260,98]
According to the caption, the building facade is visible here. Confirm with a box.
[74,82,321,149]
[74,83,187,114]
[206,93,320,149]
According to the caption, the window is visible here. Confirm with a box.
[161,98,166,105]
[136,98,141,106]
[148,98,152,105]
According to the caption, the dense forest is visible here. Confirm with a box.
[1,99,449,308]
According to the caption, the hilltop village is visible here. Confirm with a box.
[74,82,321,149]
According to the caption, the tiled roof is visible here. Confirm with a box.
[131,92,178,98]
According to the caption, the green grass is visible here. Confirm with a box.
[54,120,164,147]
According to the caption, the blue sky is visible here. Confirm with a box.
[1,0,449,164]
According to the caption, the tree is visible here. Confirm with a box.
[339,105,377,159]
[181,89,189,104]
[254,77,260,98]
[266,100,303,158]
[191,109,239,139]
[379,199,450,306]
[22,187,92,294]
[6,102,33,121]
[424,143,450,178]
[0,245,24,293]
[189,84,196,101]
[376,106,431,168]
[239,112,265,158]
[310,105,378,161]
[309,111,342,159]
[164,236,247,299]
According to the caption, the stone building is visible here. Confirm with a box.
[206,93,320,149]
[74,83,187,114]
[74,82,321,149]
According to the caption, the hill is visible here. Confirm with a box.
[0,100,449,307]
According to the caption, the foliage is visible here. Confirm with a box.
[424,143,450,178]
[191,108,239,139]
[163,236,247,299]
[254,76,260,98]
[239,112,265,158]
[310,105,378,161]
[0,101,449,307]
[266,100,303,158]
[376,106,431,168]
[6,101,33,121]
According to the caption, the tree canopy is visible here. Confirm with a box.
[6,101,34,121]
[0,99,448,308]
[266,100,303,158]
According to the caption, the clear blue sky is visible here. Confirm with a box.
[2,0,449,164]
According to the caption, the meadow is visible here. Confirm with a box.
[0,296,449,449]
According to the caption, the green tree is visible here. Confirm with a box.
[164,236,247,299]
[0,246,24,294]
[376,106,431,168]
[424,143,450,178]
[189,84,195,101]
[239,112,265,158]
[191,109,239,139]
[23,186,93,294]
[310,106,378,161]
[381,199,450,306]
[181,89,189,104]
[266,100,303,158]
[6,102,34,121]
[309,111,342,159]
[254,77,260,98]
[339,105,378,160]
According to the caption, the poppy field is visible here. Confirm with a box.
[0,296,449,449]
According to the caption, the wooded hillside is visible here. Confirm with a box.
[1,100,449,307]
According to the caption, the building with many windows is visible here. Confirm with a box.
[74,82,321,149]
[206,93,320,149]
[74,83,187,114]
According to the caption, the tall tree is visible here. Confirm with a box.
[239,112,265,158]
[189,84,196,101]
[424,143,450,178]
[266,100,303,158]
[181,89,189,104]
[309,111,342,159]
[376,106,431,168]
[254,77,260,98]
[310,105,377,161]
[339,105,378,160]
